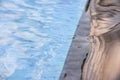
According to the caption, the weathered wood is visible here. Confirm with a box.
[59,11,90,80]
[82,0,120,80]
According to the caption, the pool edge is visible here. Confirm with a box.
[59,11,90,80]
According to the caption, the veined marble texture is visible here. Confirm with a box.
[0,0,87,80]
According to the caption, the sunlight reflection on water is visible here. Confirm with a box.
[0,0,87,80]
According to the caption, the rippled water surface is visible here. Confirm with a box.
[0,0,87,80]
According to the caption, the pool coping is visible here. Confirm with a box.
[59,11,90,80]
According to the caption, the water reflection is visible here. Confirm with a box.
[0,0,87,80]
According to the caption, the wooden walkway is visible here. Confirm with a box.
[59,11,90,80]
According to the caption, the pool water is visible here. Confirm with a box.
[0,0,87,80]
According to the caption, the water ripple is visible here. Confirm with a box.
[0,0,87,80]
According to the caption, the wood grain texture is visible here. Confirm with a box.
[82,0,120,80]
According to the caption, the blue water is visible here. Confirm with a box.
[0,0,87,80]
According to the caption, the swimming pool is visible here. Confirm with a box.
[0,0,87,80]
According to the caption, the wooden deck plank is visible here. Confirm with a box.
[82,0,120,80]
[59,12,90,80]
